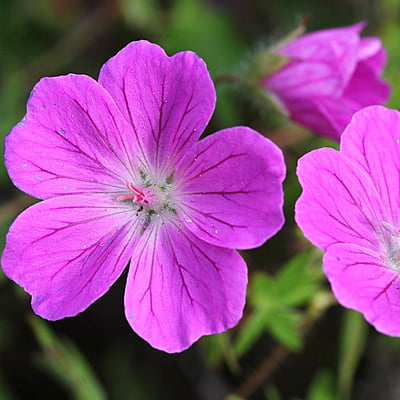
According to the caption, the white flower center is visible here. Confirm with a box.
[382,221,400,271]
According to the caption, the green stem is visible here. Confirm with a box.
[231,292,336,399]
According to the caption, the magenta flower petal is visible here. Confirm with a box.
[174,127,285,249]
[124,221,247,353]
[324,244,400,336]
[263,22,390,140]
[296,106,400,336]
[277,22,363,86]
[358,37,387,74]
[3,40,285,352]
[5,74,137,200]
[341,106,400,217]
[265,59,344,100]
[1,196,139,320]
[295,147,384,251]
[278,97,352,141]
[98,40,216,177]
[343,63,391,108]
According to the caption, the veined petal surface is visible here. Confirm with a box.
[265,59,344,99]
[99,40,216,178]
[295,147,385,251]
[1,196,140,320]
[174,127,285,249]
[3,39,284,353]
[295,106,400,336]
[278,22,363,86]
[324,243,400,336]
[341,106,400,226]
[280,96,352,141]
[5,74,138,200]
[124,219,247,353]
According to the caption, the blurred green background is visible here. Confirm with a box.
[1,1,400,399]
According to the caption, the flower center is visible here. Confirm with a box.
[116,174,176,217]
[116,182,157,207]
[116,182,145,203]
[382,221,400,271]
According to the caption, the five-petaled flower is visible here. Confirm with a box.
[1,40,285,353]
[263,22,390,141]
[296,105,400,336]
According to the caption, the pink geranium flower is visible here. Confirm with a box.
[263,22,390,141]
[296,105,400,335]
[1,41,285,352]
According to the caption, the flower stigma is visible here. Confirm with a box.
[116,172,177,225]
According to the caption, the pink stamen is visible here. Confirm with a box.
[117,181,146,203]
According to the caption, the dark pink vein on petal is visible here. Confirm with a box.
[70,98,134,179]
[121,76,152,173]
[181,203,248,230]
[48,218,136,283]
[178,153,248,187]
[373,276,398,302]
[29,206,137,249]
[317,166,381,245]
[25,158,123,191]
[166,222,222,316]
[159,88,198,177]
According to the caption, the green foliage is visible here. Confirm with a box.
[235,251,324,355]
[336,310,368,400]
[102,346,161,400]
[0,1,395,399]
[120,0,163,35]
[226,396,247,400]
[381,13,400,110]
[0,372,15,400]
[265,369,335,400]
[161,0,247,127]
[0,73,26,180]
[29,315,107,400]
[265,385,284,400]
[202,331,240,373]
[0,217,13,284]
[162,0,247,74]
[306,369,335,400]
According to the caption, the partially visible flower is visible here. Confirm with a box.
[295,105,400,335]
[1,41,286,353]
[260,22,390,141]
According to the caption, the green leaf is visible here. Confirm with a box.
[0,372,16,400]
[306,369,335,400]
[236,251,328,355]
[266,308,302,351]
[273,251,323,306]
[234,311,270,357]
[102,346,161,400]
[29,315,107,400]
[226,395,247,400]
[264,385,283,400]
[336,310,368,400]
[202,332,240,373]
[248,271,275,308]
